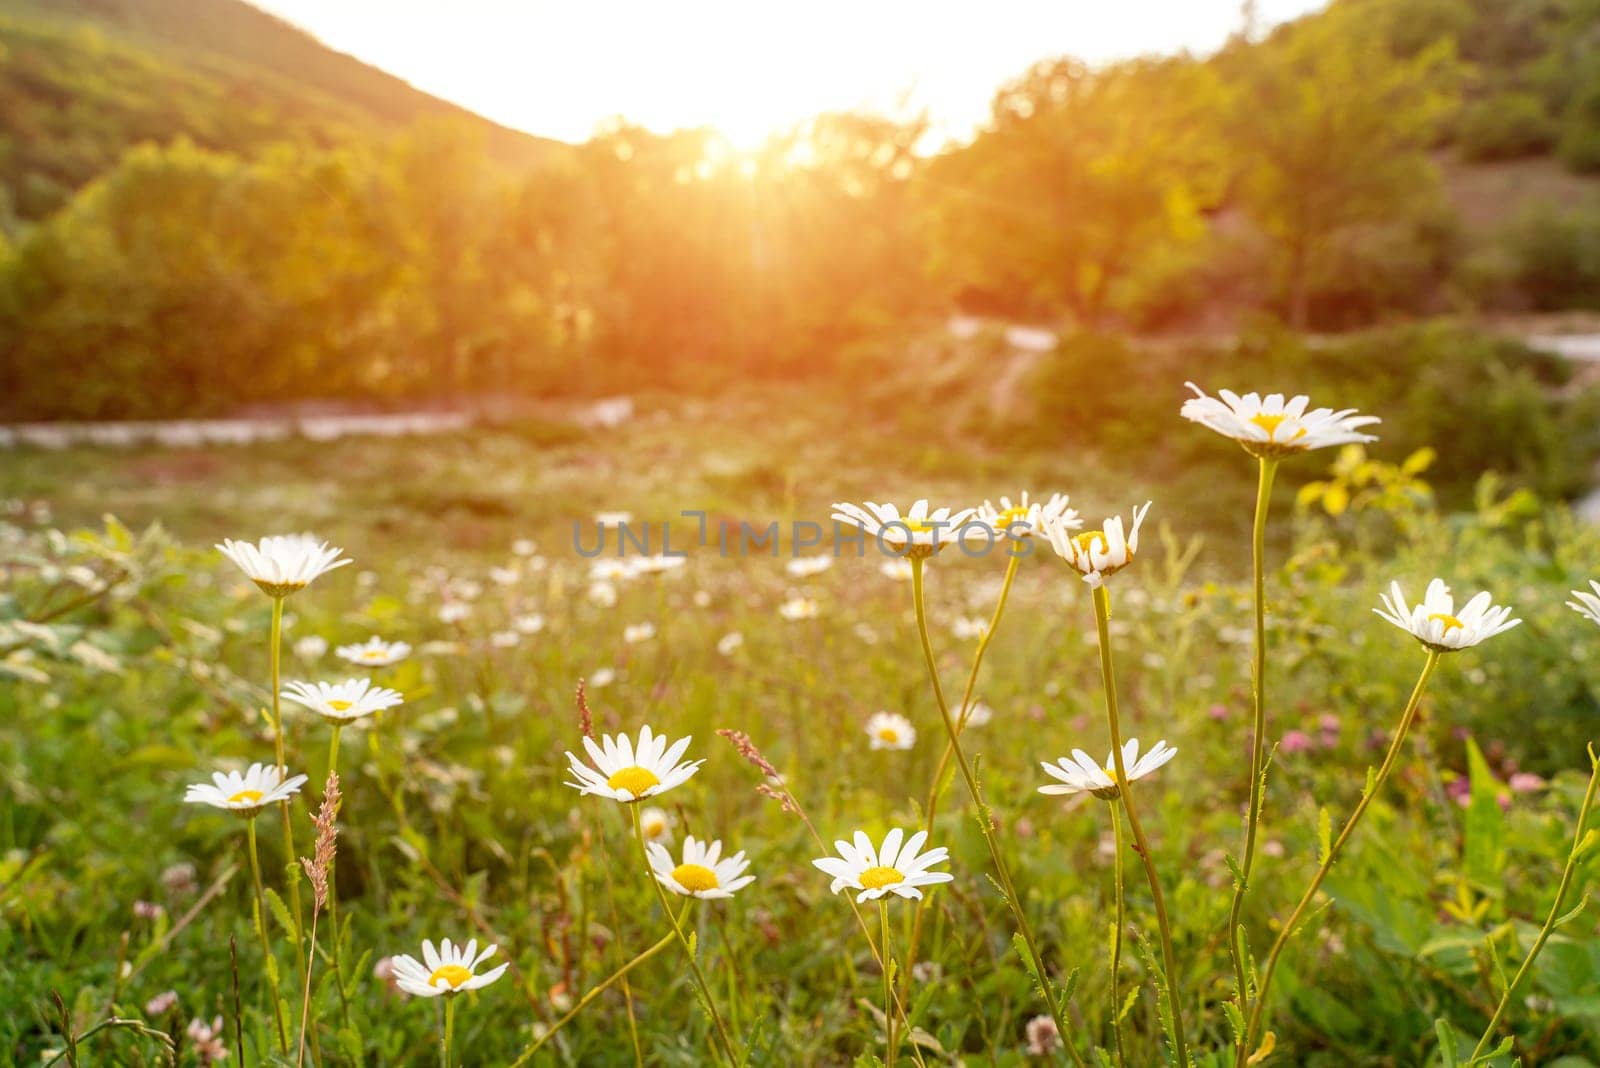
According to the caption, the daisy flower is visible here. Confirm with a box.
[294,635,328,661]
[961,701,994,728]
[1039,738,1177,801]
[335,636,411,667]
[490,630,519,648]
[647,835,755,899]
[779,596,819,621]
[438,603,472,624]
[590,560,637,582]
[1180,383,1380,457]
[216,535,351,597]
[717,632,744,656]
[879,559,914,581]
[1041,503,1151,587]
[1374,579,1521,652]
[813,829,953,902]
[390,938,508,998]
[595,511,633,527]
[565,725,703,802]
[832,499,978,559]
[976,492,1081,540]
[632,554,687,575]
[786,556,833,577]
[952,617,988,640]
[624,622,656,644]
[280,678,405,724]
[639,806,674,844]
[865,711,916,751]
[1568,580,1600,627]
[184,763,308,816]
[513,613,546,635]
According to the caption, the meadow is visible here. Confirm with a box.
[6,378,1600,1067]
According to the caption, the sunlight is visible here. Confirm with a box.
[251,0,1327,145]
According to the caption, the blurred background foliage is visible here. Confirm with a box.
[0,0,1598,421]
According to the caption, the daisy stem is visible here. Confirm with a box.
[1226,455,1277,1030]
[268,599,309,991]
[269,596,318,1068]
[439,995,456,1068]
[910,556,1087,1068]
[629,803,737,1064]
[1090,583,1190,1068]
[1239,648,1442,1065]
[881,900,899,1066]
[507,929,676,1067]
[906,550,1022,1002]
[1108,801,1127,1068]
[1471,743,1600,1060]
[245,819,290,1054]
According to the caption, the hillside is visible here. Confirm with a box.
[0,0,565,220]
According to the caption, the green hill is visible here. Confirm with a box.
[0,0,565,220]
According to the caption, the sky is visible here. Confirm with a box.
[248,1,1327,148]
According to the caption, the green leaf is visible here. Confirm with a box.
[1463,738,1507,884]
[1554,892,1590,928]
[1435,1018,1459,1068]
[1011,932,1049,1002]
[264,888,295,941]
[1224,852,1245,892]
[1223,1001,1246,1042]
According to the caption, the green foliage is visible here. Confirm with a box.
[1022,322,1600,514]
[2,0,1600,417]
[1559,56,1600,173]
[918,56,1222,327]
[5,400,1600,1063]
[1501,201,1600,311]
[1217,1,1458,328]
[1458,91,1559,160]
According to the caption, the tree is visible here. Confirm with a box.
[919,57,1224,328]
[1218,2,1456,327]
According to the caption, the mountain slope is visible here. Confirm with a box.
[0,0,565,220]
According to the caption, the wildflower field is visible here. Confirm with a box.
[6,377,1600,1068]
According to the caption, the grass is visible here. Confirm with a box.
[5,383,1600,1066]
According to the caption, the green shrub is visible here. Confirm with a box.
[1558,57,1600,173]
[1502,202,1600,311]
[1024,321,1600,508]
[1457,91,1559,160]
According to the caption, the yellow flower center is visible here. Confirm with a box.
[1074,531,1108,555]
[671,863,720,892]
[1249,412,1308,442]
[643,820,667,839]
[607,766,660,796]
[1102,766,1121,781]
[877,728,900,743]
[227,789,264,804]
[427,964,473,989]
[859,865,905,890]
[327,699,353,712]
[1427,612,1464,631]
[362,649,386,661]
[992,506,1029,529]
